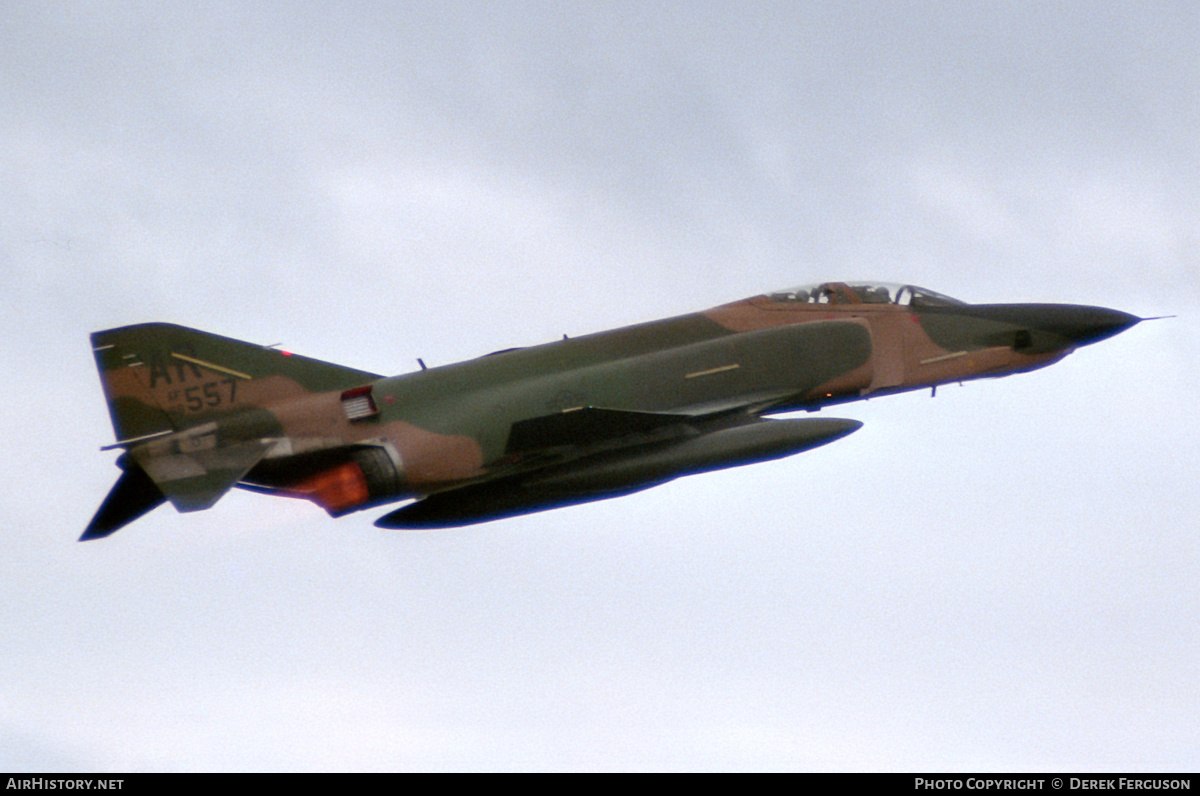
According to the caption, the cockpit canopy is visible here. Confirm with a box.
[766,281,966,308]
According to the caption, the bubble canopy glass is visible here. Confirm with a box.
[766,281,967,307]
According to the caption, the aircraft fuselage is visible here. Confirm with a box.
[84,281,1140,537]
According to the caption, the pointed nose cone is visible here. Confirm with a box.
[961,303,1141,351]
[1033,305,1141,347]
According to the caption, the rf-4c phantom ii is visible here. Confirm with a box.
[84,281,1143,539]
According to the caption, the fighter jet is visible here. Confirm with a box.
[83,281,1142,539]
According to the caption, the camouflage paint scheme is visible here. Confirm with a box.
[84,281,1141,538]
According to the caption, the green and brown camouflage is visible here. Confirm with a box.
[84,281,1142,539]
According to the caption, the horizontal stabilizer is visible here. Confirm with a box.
[81,458,167,541]
[131,437,277,512]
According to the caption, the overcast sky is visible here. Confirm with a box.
[2,0,1198,771]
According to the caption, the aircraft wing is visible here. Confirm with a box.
[504,407,694,456]
[378,413,861,528]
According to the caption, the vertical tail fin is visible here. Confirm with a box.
[86,323,382,539]
[91,322,381,443]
